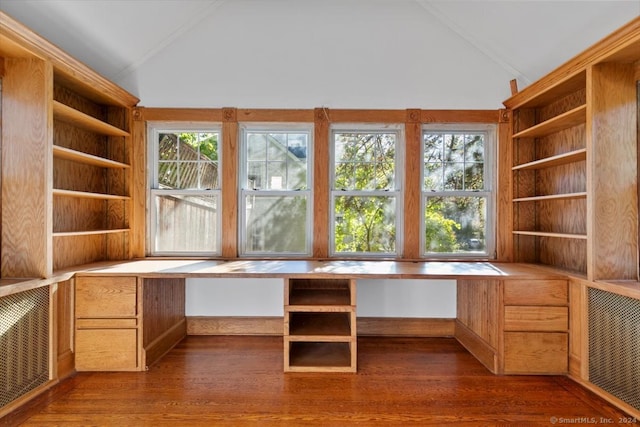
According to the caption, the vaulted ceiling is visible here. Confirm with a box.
[1,1,638,109]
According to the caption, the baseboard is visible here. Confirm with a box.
[187,316,283,335]
[187,316,455,337]
[454,320,498,374]
[57,348,75,380]
[144,318,187,368]
[357,317,455,336]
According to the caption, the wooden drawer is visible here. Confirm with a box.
[503,332,568,374]
[504,306,568,331]
[76,276,137,318]
[75,328,138,371]
[503,280,568,306]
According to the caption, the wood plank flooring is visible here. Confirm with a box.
[3,336,635,426]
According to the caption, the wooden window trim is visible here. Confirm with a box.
[135,107,502,260]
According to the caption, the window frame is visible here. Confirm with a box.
[420,123,496,259]
[329,124,405,258]
[147,122,223,256]
[238,123,314,257]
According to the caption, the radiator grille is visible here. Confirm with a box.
[588,288,640,411]
[0,287,50,408]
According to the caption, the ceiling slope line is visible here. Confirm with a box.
[415,0,532,88]
[113,0,226,83]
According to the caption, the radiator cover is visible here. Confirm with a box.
[0,287,50,408]
[588,287,640,411]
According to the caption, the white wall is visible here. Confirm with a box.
[120,0,514,109]
[1,1,637,110]
[185,278,456,318]
[357,279,455,318]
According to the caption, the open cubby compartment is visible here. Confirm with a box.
[52,196,129,234]
[53,82,130,161]
[286,278,354,306]
[287,311,354,337]
[513,234,587,276]
[53,156,128,197]
[286,341,356,372]
[512,71,586,112]
[53,232,129,271]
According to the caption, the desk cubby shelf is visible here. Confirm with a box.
[284,278,356,372]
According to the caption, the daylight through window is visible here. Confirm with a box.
[331,128,402,256]
[149,124,222,255]
[422,125,494,256]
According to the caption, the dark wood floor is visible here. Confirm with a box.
[3,336,636,426]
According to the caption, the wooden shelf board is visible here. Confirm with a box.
[288,288,352,306]
[513,192,587,202]
[287,341,353,369]
[53,145,129,169]
[52,189,130,201]
[513,105,586,139]
[286,305,354,313]
[53,100,130,137]
[53,229,129,237]
[287,335,355,342]
[513,231,587,240]
[512,149,586,171]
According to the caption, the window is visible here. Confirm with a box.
[148,123,221,255]
[422,124,495,257]
[240,126,312,256]
[331,126,403,257]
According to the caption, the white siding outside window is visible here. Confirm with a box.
[148,122,222,255]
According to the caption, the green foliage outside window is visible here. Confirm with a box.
[333,132,397,254]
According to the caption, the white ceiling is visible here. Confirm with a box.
[1,0,638,109]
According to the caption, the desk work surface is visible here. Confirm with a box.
[77,259,565,279]
[0,260,567,298]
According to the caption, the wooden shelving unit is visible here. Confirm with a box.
[508,59,637,280]
[284,278,357,372]
[0,11,139,278]
[509,69,589,276]
[51,77,135,271]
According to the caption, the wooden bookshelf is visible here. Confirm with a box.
[0,11,138,277]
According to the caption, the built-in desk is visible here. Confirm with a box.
[1,260,569,375]
[75,259,563,279]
